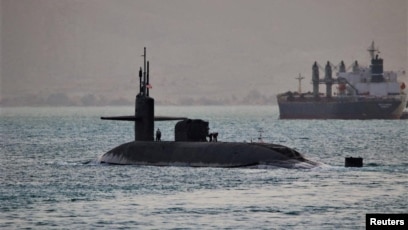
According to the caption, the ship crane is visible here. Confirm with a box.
[314,61,358,97]
[316,61,333,82]
[314,61,353,84]
[346,62,355,72]
[317,61,347,72]
[316,62,325,72]
[330,61,344,72]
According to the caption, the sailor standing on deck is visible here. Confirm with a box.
[156,128,161,141]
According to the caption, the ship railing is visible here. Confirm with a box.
[355,95,401,102]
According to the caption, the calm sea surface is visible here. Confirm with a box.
[1,106,407,229]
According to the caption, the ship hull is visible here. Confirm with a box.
[278,97,407,119]
[99,141,319,168]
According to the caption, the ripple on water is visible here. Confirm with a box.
[1,106,407,229]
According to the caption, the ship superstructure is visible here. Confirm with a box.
[277,42,407,119]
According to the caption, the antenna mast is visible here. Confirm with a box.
[295,73,305,94]
[368,41,379,59]
[143,47,147,96]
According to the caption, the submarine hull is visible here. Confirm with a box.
[99,141,319,168]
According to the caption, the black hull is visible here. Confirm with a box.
[99,141,319,169]
[278,98,406,119]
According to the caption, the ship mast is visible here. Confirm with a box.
[141,47,147,96]
[295,73,305,94]
[368,41,379,59]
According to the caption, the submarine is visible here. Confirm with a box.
[99,48,319,168]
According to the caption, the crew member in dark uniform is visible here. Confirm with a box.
[156,128,161,141]
[213,132,218,142]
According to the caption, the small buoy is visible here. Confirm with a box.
[345,157,363,167]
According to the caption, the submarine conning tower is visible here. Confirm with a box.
[100,47,187,141]
[135,47,154,141]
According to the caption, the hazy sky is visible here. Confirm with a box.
[1,0,407,104]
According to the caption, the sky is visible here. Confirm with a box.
[0,0,407,105]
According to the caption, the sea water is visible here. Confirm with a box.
[1,106,407,229]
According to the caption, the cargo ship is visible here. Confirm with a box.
[277,42,407,119]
